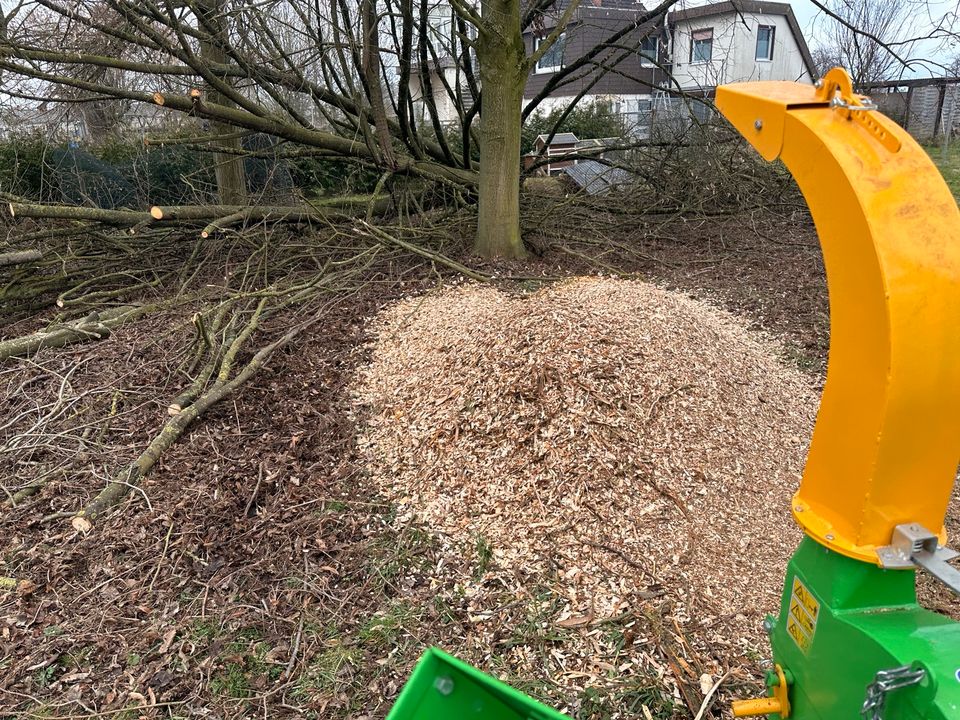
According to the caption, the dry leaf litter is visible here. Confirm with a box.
[351,277,820,706]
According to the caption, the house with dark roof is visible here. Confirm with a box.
[408,0,816,129]
[521,0,816,131]
[522,0,663,123]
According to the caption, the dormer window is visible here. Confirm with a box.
[640,34,658,67]
[536,32,566,74]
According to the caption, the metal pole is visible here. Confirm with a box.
[941,78,954,163]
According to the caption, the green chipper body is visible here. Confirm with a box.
[764,538,960,719]
[389,70,960,720]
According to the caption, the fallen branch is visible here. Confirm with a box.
[0,321,112,361]
[0,250,42,267]
[9,202,340,227]
[9,203,148,225]
[0,306,149,361]
[151,194,388,223]
[71,311,324,532]
[355,221,490,282]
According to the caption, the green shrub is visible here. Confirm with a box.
[0,132,51,199]
[0,130,379,206]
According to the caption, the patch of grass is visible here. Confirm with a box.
[501,589,572,650]
[190,619,220,643]
[358,600,419,649]
[473,533,494,578]
[211,662,251,698]
[367,521,435,592]
[576,677,675,720]
[290,643,367,719]
[431,594,460,626]
[482,655,557,709]
[305,644,364,693]
[515,278,551,293]
[62,645,95,668]
[781,343,819,374]
[34,663,58,688]
[923,142,960,199]
[210,628,282,699]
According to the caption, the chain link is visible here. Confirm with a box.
[860,665,926,720]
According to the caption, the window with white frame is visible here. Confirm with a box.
[639,34,658,67]
[427,3,453,51]
[756,25,775,61]
[535,32,566,74]
[690,28,713,63]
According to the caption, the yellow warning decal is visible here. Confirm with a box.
[787,576,819,654]
[786,614,812,652]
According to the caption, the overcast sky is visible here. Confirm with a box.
[731,0,958,77]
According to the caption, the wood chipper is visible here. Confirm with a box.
[386,69,960,720]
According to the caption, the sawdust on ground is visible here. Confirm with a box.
[352,277,819,686]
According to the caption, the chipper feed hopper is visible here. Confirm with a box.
[387,69,960,720]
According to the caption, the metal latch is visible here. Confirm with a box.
[876,523,960,593]
[815,67,902,153]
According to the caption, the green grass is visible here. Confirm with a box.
[190,619,220,642]
[358,599,420,649]
[576,677,676,720]
[473,533,494,578]
[923,142,960,199]
[366,521,434,593]
[209,627,283,699]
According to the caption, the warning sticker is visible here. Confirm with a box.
[786,614,812,652]
[787,576,820,654]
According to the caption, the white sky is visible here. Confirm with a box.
[725,0,959,78]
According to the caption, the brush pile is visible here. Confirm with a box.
[353,278,819,652]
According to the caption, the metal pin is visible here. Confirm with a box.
[754,119,763,130]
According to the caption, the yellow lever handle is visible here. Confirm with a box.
[732,697,783,717]
[731,664,791,718]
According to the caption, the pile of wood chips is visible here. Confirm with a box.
[352,277,819,683]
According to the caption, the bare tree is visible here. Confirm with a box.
[0,0,676,256]
[812,0,918,85]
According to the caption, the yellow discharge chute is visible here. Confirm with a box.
[716,69,960,565]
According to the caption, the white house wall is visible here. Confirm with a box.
[409,67,463,125]
[671,11,812,91]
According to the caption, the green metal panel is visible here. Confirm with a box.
[768,537,960,719]
[387,647,569,720]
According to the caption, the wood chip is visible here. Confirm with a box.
[352,276,819,679]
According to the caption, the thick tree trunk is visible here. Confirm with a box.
[474,0,527,259]
[198,2,247,205]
